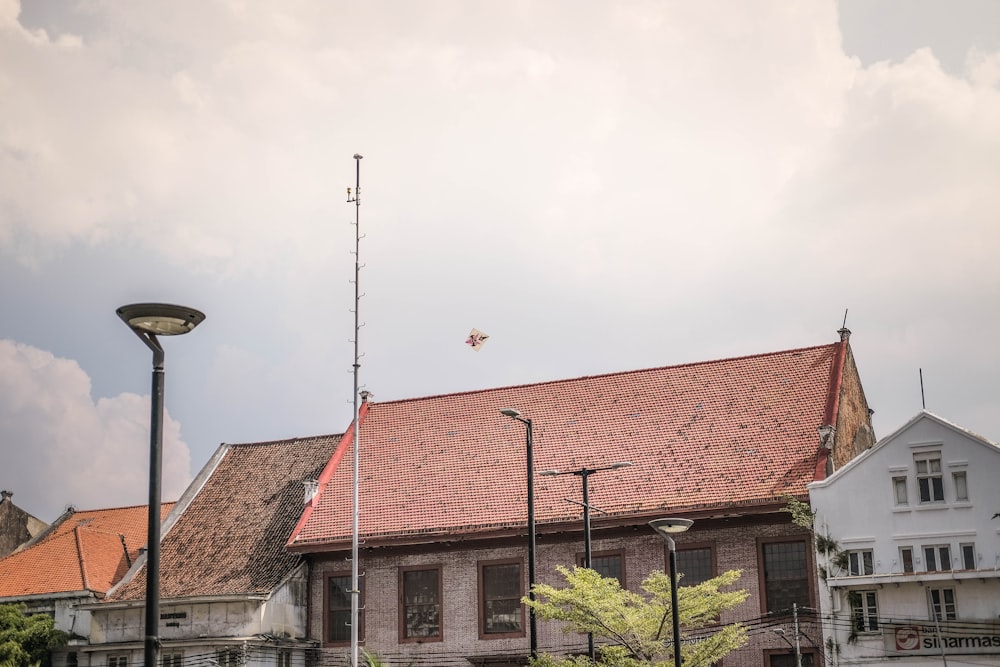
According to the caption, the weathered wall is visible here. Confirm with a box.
[309,516,819,667]
[831,345,875,471]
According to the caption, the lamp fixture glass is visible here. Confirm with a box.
[117,303,206,336]
[648,517,694,535]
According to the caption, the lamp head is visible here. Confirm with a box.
[538,469,560,476]
[499,408,521,418]
[648,518,694,538]
[610,462,633,470]
[117,303,205,336]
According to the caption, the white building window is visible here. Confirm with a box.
[892,476,908,505]
[108,657,128,667]
[847,550,874,576]
[915,453,944,503]
[216,649,241,667]
[924,545,952,572]
[952,471,968,501]
[960,543,976,570]
[928,588,957,621]
[160,653,182,667]
[899,547,914,573]
[278,650,292,667]
[851,590,879,633]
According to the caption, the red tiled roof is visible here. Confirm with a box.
[0,504,171,599]
[109,436,334,601]
[289,342,844,549]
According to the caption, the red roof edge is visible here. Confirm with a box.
[74,526,90,593]
[814,331,850,481]
[286,401,371,548]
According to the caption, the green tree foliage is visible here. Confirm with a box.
[0,604,67,667]
[525,566,749,667]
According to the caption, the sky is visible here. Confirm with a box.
[2,0,999,522]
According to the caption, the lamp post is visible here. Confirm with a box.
[117,303,205,667]
[499,408,538,659]
[539,462,632,662]
[649,518,693,667]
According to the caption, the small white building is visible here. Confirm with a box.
[81,435,337,667]
[808,411,1000,666]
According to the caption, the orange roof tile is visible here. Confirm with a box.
[0,504,171,599]
[290,342,844,549]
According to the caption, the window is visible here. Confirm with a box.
[67,654,78,667]
[277,650,291,667]
[676,546,714,586]
[761,539,811,614]
[108,657,128,667]
[160,654,183,667]
[928,588,957,621]
[953,471,968,501]
[924,545,952,572]
[479,559,524,637]
[899,547,914,573]
[326,573,363,644]
[401,566,442,641]
[892,476,908,505]
[851,590,879,633]
[579,550,625,586]
[768,652,815,666]
[915,454,944,502]
[960,543,976,570]
[847,550,874,576]
[215,649,241,667]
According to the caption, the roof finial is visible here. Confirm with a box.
[838,309,851,341]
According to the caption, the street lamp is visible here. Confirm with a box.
[649,518,693,667]
[117,303,205,667]
[499,408,538,659]
[539,462,632,662]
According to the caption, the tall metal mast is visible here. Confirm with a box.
[346,153,363,667]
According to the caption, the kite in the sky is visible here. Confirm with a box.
[466,328,489,351]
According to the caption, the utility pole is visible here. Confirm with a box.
[347,153,363,667]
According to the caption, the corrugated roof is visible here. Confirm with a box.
[0,504,170,598]
[109,436,335,600]
[290,342,843,548]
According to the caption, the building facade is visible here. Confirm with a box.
[289,332,874,666]
[809,411,1000,666]
[80,436,337,667]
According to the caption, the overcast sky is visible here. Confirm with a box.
[2,0,999,522]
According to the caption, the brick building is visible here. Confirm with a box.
[287,330,874,666]
[0,490,48,559]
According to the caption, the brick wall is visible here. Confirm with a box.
[831,346,876,471]
[307,515,818,667]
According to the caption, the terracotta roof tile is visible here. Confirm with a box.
[110,436,335,601]
[0,504,170,598]
[290,343,842,548]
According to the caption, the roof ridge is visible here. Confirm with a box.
[221,434,341,448]
[371,342,840,407]
[73,525,91,593]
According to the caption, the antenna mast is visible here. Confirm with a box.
[347,153,363,667]
[920,368,926,410]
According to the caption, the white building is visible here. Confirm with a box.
[808,411,1000,666]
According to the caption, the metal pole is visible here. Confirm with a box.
[667,537,682,667]
[349,153,363,667]
[793,603,802,667]
[526,419,538,659]
[144,341,165,667]
[581,471,594,662]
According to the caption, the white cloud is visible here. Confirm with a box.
[0,339,192,521]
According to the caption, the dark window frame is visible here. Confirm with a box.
[399,564,444,643]
[325,571,364,647]
[765,649,817,667]
[576,549,627,587]
[928,587,957,621]
[108,656,128,667]
[478,557,526,640]
[915,453,944,503]
[160,653,183,667]
[675,542,717,587]
[851,590,880,633]
[757,536,814,615]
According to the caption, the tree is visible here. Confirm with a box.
[0,604,67,667]
[525,566,749,667]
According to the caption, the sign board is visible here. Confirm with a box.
[883,621,1000,656]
